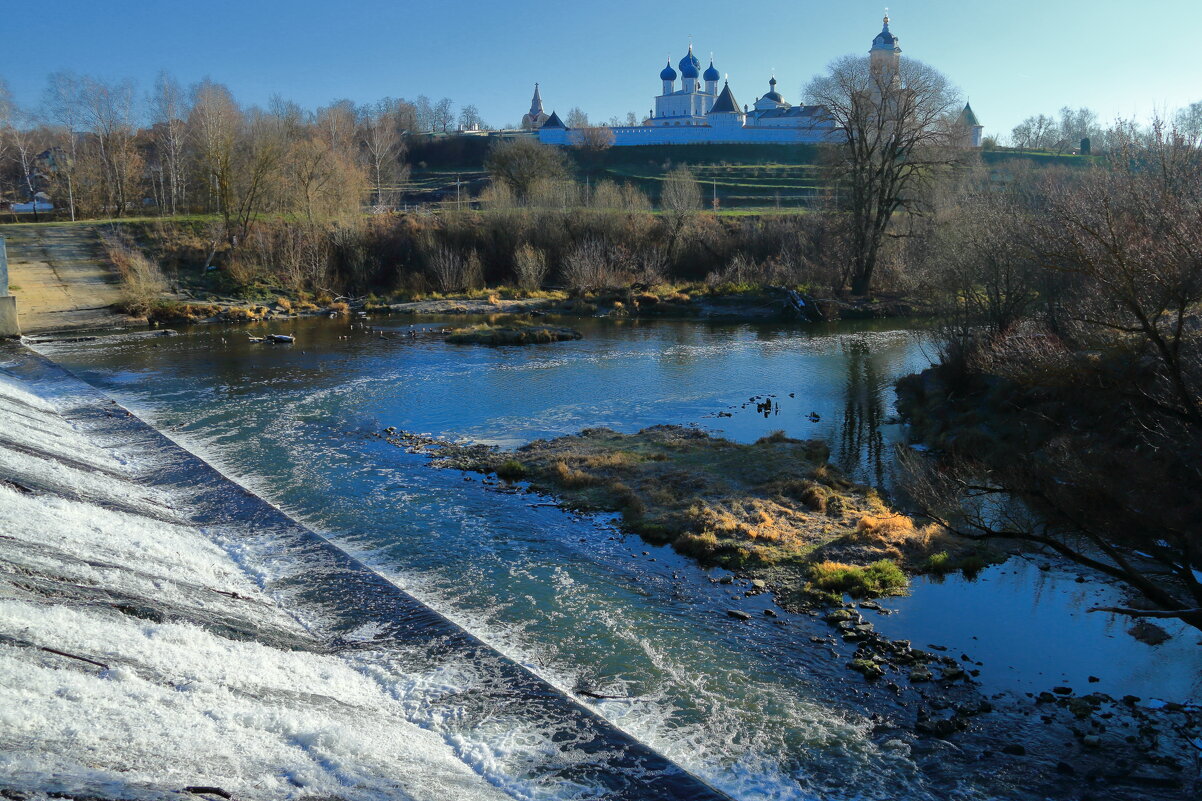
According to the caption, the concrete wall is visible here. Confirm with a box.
[0,236,19,337]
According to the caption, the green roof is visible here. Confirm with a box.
[960,102,980,127]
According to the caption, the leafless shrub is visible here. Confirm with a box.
[99,228,166,314]
[561,239,618,293]
[513,243,548,290]
[426,243,482,293]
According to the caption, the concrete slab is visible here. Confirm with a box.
[0,225,131,333]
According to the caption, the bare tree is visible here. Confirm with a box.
[148,71,188,215]
[484,137,568,198]
[565,107,589,129]
[906,122,1202,632]
[316,99,357,156]
[188,80,240,223]
[457,104,483,131]
[0,79,14,197]
[79,77,143,216]
[41,73,89,219]
[1010,113,1057,150]
[568,126,615,152]
[358,99,406,207]
[660,165,701,266]
[806,54,962,294]
[432,97,455,133]
[1174,100,1202,141]
[413,95,435,133]
[1055,106,1101,154]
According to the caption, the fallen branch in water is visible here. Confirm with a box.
[1089,605,1202,621]
[0,633,110,669]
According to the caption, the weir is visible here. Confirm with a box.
[0,237,19,337]
[0,341,733,800]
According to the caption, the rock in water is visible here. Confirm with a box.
[1127,620,1171,645]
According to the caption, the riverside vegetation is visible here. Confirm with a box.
[381,424,995,609]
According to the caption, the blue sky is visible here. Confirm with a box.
[3,0,1200,137]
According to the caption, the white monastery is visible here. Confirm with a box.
[532,14,984,148]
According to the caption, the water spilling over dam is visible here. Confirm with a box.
[0,343,731,800]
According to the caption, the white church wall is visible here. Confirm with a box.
[539,124,836,147]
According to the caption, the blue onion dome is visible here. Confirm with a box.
[660,60,678,81]
[872,13,899,50]
[703,60,720,82]
[679,46,701,77]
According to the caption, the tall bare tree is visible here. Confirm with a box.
[188,80,240,225]
[77,77,142,216]
[148,72,188,215]
[457,104,483,131]
[431,97,455,133]
[42,72,88,220]
[357,98,407,207]
[1010,113,1057,150]
[660,165,701,264]
[806,54,961,294]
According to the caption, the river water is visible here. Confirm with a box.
[35,314,1202,800]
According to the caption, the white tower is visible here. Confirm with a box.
[870,11,902,77]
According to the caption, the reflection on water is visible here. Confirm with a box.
[836,337,890,489]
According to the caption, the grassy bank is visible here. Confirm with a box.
[445,322,582,345]
[384,424,992,607]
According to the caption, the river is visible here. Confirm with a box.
[35,314,1202,800]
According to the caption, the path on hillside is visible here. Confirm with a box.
[1,225,130,333]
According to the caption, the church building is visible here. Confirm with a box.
[535,14,983,148]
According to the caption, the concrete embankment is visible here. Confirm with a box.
[0,226,130,334]
[0,342,730,801]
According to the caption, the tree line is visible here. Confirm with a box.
[0,73,491,223]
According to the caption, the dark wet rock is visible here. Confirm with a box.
[850,658,886,679]
[1002,744,1027,756]
[1053,686,1074,695]
[940,666,966,682]
[909,667,933,683]
[824,609,854,624]
[1055,761,1077,776]
[1128,620,1171,645]
[763,608,777,617]
[915,716,967,738]
[725,609,752,621]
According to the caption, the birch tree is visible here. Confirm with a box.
[149,72,189,215]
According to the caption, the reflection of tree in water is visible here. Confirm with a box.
[836,337,888,487]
